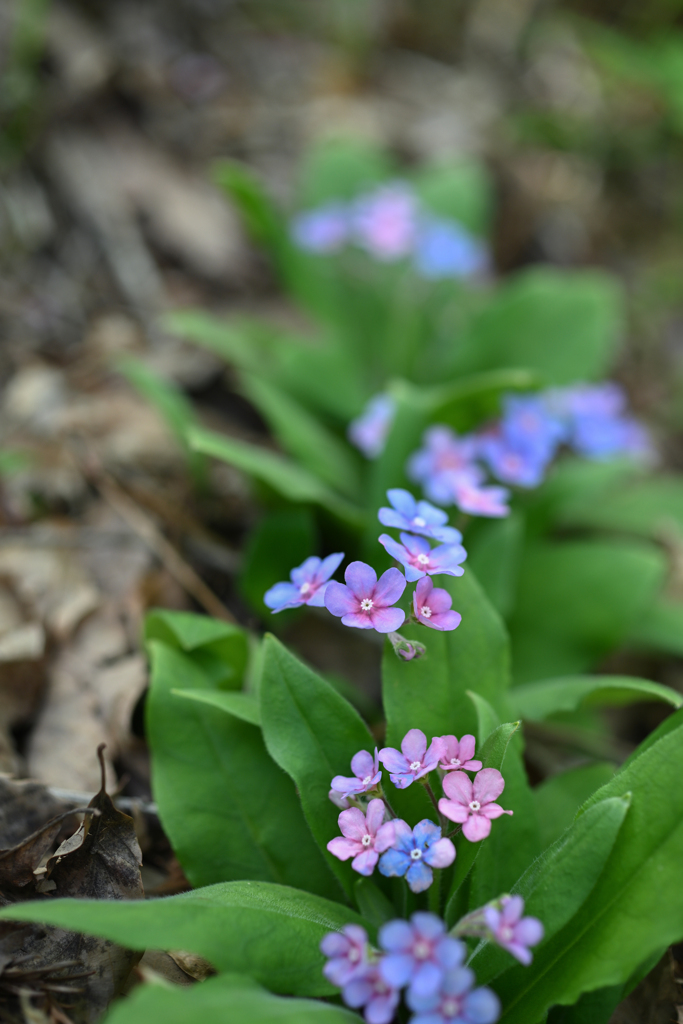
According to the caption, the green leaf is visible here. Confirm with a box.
[451,267,624,385]
[354,878,396,928]
[426,369,540,433]
[260,635,376,900]
[189,425,364,526]
[467,692,504,748]
[0,881,366,997]
[213,160,290,270]
[546,986,624,1024]
[509,675,682,721]
[162,309,261,370]
[241,373,361,499]
[554,474,683,539]
[240,507,317,618]
[470,795,630,988]
[413,159,493,235]
[103,973,362,1024]
[466,513,525,619]
[172,688,261,726]
[628,596,683,656]
[533,763,617,850]
[296,137,392,206]
[147,641,338,899]
[508,539,666,684]
[145,609,249,688]
[493,718,683,1022]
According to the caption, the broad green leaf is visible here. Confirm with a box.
[241,373,361,499]
[426,370,540,434]
[620,706,683,771]
[296,137,392,206]
[493,718,683,1022]
[471,795,630,987]
[450,267,624,385]
[145,609,249,689]
[554,474,683,539]
[0,881,365,996]
[104,973,361,1024]
[260,635,376,900]
[509,539,666,684]
[628,596,683,656]
[354,878,396,928]
[509,675,682,721]
[533,763,617,850]
[116,356,205,482]
[466,512,525,619]
[147,641,338,899]
[189,425,364,527]
[172,688,261,726]
[467,691,504,747]
[240,507,317,618]
[546,986,623,1024]
[413,159,493,235]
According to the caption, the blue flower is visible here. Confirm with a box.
[406,966,500,1024]
[378,488,462,544]
[478,435,549,489]
[378,819,455,893]
[264,552,344,612]
[378,912,465,1000]
[348,394,397,459]
[290,204,349,253]
[379,532,466,583]
[558,384,652,461]
[414,217,490,280]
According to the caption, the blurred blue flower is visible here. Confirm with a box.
[378,488,462,544]
[264,552,344,612]
[348,393,397,459]
[414,218,490,280]
[290,203,349,253]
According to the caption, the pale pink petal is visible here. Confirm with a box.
[339,807,369,840]
[473,767,505,805]
[327,836,362,860]
[431,610,462,631]
[425,736,446,765]
[324,582,358,616]
[442,770,473,804]
[438,798,469,824]
[481,803,512,820]
[378,747,409,775]
[365,798,386,836]
[426,586,453,613]
[507,942,533,965]
[515,918,544,946]
[438,735,457,762]
[373,567,407,607]
[463,758,483,772]
[351,749,376,779]
[370,606,405,633]
[401,728,427,764]
[462,815,492,841]
[414,576,433,605]
[374,821,396,853]
[341,612,375,629]
[458,735,477,763]
[501,896,524,925]
[345,561,377,599]
[423,837,456,868]
[351,849,379,876]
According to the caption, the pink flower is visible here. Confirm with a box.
[321,924,370,986]
[483,895,544,965]
[453,478,510,518]
[325,561,406,633]
[352,183,418,261]
[436,734,482,773]
[413,577,462,632]
[438,768,513,841]
[327,798,396,876]
[330,748,382,804]
[379,728,442,790]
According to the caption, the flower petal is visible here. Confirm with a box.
[514,917,544,946]
[442,770,473,804]
[414,576,433,605]
[501,895,524,925]
[378,507,408,530]
[378,919,414,953]
[378,848,409,878]
[481,803,512,820]
[387,488,417,516]
[438,798,469,824]
[416,499,448,526]
[317,551,345,582]
[506,942,533,966]
[406,859,433,893]
[324,581,357,616]
[330,774,362,796]
[320,933,349,957]
[373,567,407,607]
[425,585,454,614]
[350,749,376,780]
[458,735,476,763]
[379,951,414,987]
[412,819,442,848]
[431,610,462,631]
[462,815,492,842]
[411,912,446,941]
[378,534,409,564]
[399,532,430,557]
[473,768,505,805]
[327,837,361,860]
[366,992,399,1024]
[338,807,368,840]
[351,848,379,875]
[370,606,406,632]
[365,798,386,836]
[291,556,322,586]
[462,987,501,1024]
[344,560,377,599]
[341,612,375,629]
[401,728,428,764]
[264,581,301,611]
[378,746,408,775]
[374,821,396,853]
[423,836,455,869]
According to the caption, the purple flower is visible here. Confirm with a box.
[378,728,442,789]
[378,912,464,998]
[264,552,344,612]
[439,768,513,842]
[452,477,510,518]
[379,532,467,583]
[320,924,370,986]
[327,799,396,876]
[342,965,400,1024]
[406,968,501,1024]
[378,489,462,544]
[348,394,396,459]
[414,217,490,280]
[482,895,544,965]
[413,577,462,632]
[407,426,481,506]
[290,204,349,253]
[499,394,565,463]
[378,820,455,893]
[330,748,382,804]
[478,433,549,488]
[559,383,652,461]
[352,183,418,261]
[387,631,427,662]
[325,561,406,633]
[436,734,482,773]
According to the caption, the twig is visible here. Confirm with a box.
[47,787,158,817]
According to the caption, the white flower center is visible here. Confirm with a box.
[469,800,481,812]
[410,761,422,771]
[442,998,460,1017]
[362,775,372,786]
[413,517,426,527]
[300,581,311,594]
[500,925,515,942]
[360,598,374,611]
[361,834,372,848]
[348,948,360,963]
[421,605,432,618]
[417,553,430,565]
[450,758,461,766]
[410,848,422,860]
[413,938,430,958]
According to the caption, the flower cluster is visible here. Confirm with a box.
[326,728,511,893]
[321,899,542,1024]
[291,182,490,281]
[404,384,651,518]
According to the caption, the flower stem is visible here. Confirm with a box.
[422,779,445,828]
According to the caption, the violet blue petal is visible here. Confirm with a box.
[370,607,406,632]
[406,859,433,892]
[373,566,407,606]
[324,581,357,616]
[345,561,377,598]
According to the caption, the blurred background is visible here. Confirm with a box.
[2,1,683,1014]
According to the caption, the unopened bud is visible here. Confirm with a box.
[387,632,426,661]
